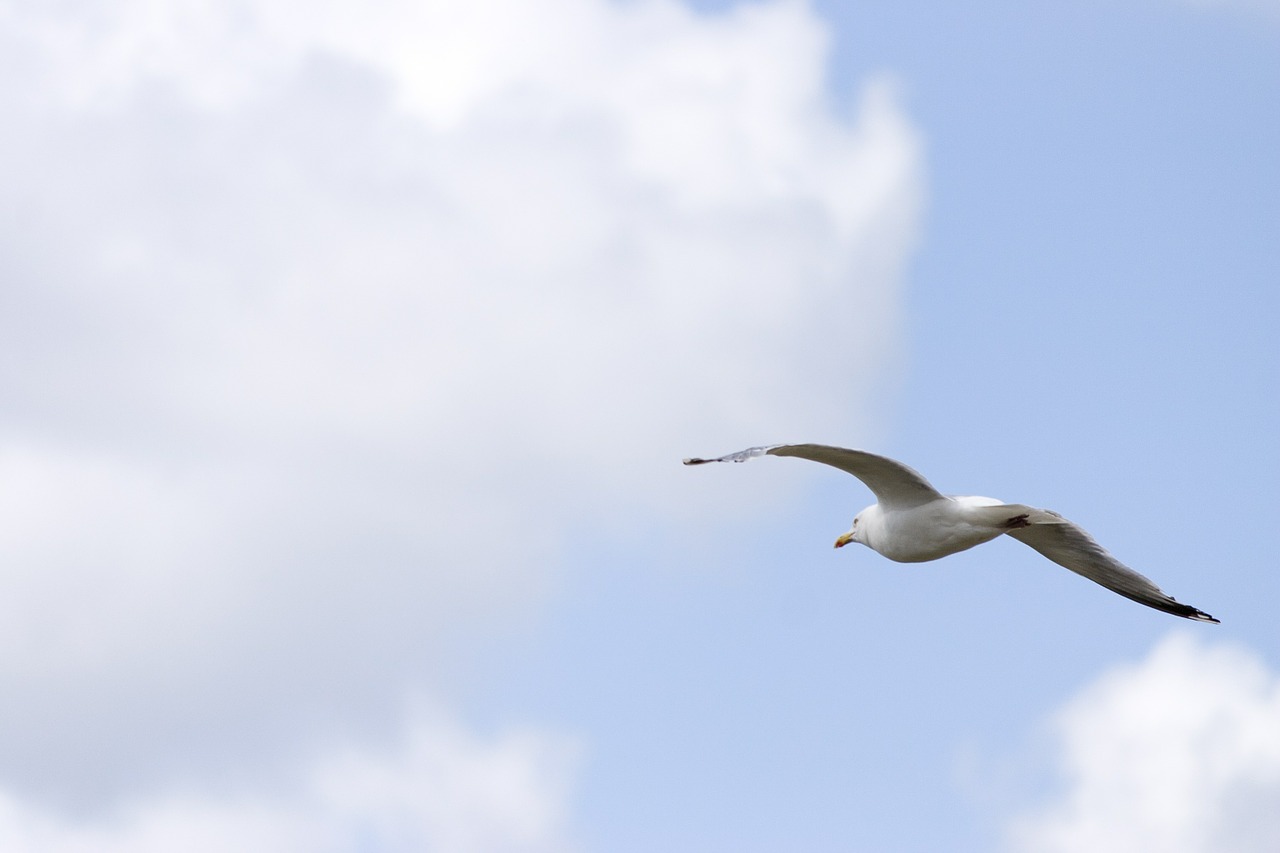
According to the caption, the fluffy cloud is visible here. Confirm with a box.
[0,710,579,853]
[1008,634,1280,853]
[0,0,921,828]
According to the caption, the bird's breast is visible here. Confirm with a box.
[865,501,1004,563]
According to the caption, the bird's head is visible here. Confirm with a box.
[834,512,864,549]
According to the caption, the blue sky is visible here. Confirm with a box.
[0,1,1277,851]
[478,2,1280,850]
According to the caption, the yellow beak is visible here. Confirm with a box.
[834,531,855,549]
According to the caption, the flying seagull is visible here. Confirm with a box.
[683,443,1218,623]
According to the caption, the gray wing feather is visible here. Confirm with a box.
[684,443,944,510]
[1006,510,1219,623]
[683,444,781,466]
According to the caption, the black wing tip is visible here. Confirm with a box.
[1116,589,1220,623]
[1167,600,1220,624]
[682,457,711,465]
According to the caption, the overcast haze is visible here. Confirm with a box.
[1,0,1277,851]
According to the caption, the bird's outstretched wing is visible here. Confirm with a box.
[683,443,944,510]
[1002,507,1219,623]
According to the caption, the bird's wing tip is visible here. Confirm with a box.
[682,445,781,466]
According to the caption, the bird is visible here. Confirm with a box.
[683,443,1218,623]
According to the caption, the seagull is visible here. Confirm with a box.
[683,443,1218,623]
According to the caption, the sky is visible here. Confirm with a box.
[0,0,1276,851]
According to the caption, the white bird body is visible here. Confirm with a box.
[855,495,1009,563]
[684,443,1218,623]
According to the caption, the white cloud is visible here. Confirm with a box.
[1008,634,1280,853]
[0,0,921,824]
[0,710,580,853]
